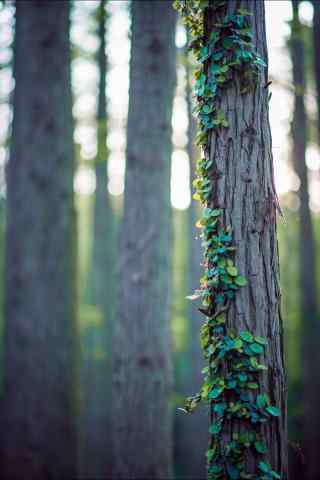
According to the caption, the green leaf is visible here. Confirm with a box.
[266,405,280,417]
[209,386,224,399]
[255,335,268,345]
[226,266,238,277]
[270,471,281,479]
[234,338,243,350]
[238,8,252,16]
[234,275,247,286]
[247,382,258,389]
[255,441,267,454]
[258,462,271,474]
[239,372,247,382]
[209,422,222,435]
[256,394,267,409]
[250,357,259,369]
[206,448,216,463]
[249,343,264,355]
[239,331,254,343]
[214,402,227,416]
[209,464,223,474]
[211,209,221,217]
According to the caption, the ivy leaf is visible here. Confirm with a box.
[226,266,238,277]
[255,335,268,345]
[247,382,258,389]
[209,422,222,435]
[266,405,280,417]
[238,8,252,16]
[209,465,223,474]
[214,402,227,416]
[240,331,254,343]
[239,372,247,382]
[206,449,216,463]
[256,394,267,409]
[254,441,267,454]
[209,386,224,399]
[234,338,243,350]
[270,471,281,479]
[258,462,271,474]
[249,343,264,355]
[234,275,247,286]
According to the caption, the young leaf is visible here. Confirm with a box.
[240,331,254,343]
[234,275,248,286]
[249,343,264,355]
[266,405,280,417]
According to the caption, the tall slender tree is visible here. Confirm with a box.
[291,2,319,479]
[111,2,176,478]
[0,1,77,478]
[176,1,287,478]
[80,1,114,477]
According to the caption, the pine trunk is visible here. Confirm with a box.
[203,1,287,476]
[0,1,77,478]
[111,1,176,478]
[291,3,320,479]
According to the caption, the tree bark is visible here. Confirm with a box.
[0,1,77,478]
[204,1,287,476]
[111,2,176,478]
[291,2,320,479]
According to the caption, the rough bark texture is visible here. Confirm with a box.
[206,1,287,476]
[291,3,320,479]
[0,1,77,478]
[111,2,176,478]
[312,0,320,147]
[80,1,113,477]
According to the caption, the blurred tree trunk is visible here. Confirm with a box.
[203,1,287,476]
[312,0,320,146]
[91,2,116,319]
[0,1,77,478]
[80,1,114,478]
[111,2,176,478]
[291,3,320,479]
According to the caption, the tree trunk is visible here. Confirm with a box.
[291,3,320,479]
[189,1,288,477]
[111,2,176,478]
[0,1,77,478]
[80,1,114,477]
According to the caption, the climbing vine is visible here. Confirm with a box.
[174,1,281,479]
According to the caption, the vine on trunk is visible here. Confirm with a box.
[174,1,281,479]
